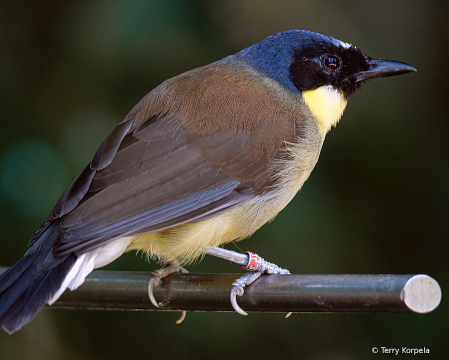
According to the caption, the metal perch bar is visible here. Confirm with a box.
[0,267,441,314]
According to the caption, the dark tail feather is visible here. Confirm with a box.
[0,220,76,334]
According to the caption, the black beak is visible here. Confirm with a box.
[354,59,416,82]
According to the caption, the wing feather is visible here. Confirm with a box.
[54,117,256,256]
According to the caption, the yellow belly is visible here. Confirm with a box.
[126,189,292,265]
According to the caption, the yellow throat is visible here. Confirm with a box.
[302,85,348,135]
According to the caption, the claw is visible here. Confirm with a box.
[176,311,187,324]
[229,271,262,315]
[230,289,247,316]
[148,276,160,308]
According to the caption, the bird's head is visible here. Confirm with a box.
[238,30,416,134]
[288,33,415,99]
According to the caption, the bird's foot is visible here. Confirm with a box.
[148,261,188,307]
[230,251,290,315]
[206,247,290,315]
[148,261,188,323]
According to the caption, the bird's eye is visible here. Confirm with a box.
[324,56,339,69]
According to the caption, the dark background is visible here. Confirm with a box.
[0,1,447,359]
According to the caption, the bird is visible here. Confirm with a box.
[0,29,415,333]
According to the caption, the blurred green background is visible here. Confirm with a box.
[0,0,447,359]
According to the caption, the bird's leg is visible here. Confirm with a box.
[148,260,188,323]
[206,247,290,315]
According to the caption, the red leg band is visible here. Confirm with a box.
[242,251,260,271]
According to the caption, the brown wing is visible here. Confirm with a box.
[51,60,299,257]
